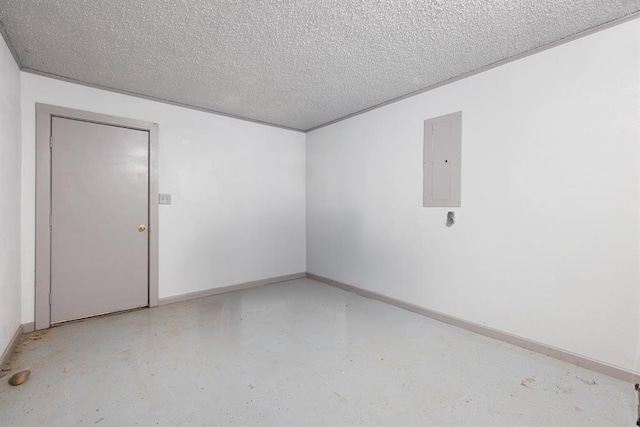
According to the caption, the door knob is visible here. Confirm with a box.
[138,225,147,232]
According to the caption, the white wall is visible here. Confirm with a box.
[307,19,640,372]
[21,74,306,323]
[0,38,22,354]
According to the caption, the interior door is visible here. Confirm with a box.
[50,117,149,324]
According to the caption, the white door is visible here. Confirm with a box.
[50,117,149,324]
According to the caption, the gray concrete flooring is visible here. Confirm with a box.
[0,278,635,426]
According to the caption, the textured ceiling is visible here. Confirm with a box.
[1,1,639,131]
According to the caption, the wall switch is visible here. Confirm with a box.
[159,193,172,205]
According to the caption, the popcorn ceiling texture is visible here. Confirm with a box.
[1,0,639,130]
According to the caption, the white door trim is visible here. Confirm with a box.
[35,103,160,330]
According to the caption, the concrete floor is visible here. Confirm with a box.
[0,278,635,426]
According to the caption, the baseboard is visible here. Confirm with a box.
[307,273,640,384]
[0,324,23,372]
[159,272,307,306]
[22,323,35,333]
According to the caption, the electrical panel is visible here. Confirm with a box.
[423,112,462,207]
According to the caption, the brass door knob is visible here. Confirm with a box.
[138,225,147,232]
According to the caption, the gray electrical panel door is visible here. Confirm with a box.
[423,112,462,207]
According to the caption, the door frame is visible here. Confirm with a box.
[35,103,159,330]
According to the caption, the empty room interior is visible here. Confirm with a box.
[1,1,640,425]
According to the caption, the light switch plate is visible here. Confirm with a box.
[159,193,172,205]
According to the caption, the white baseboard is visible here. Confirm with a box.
[158,272,307,306]
[307,273,640,384]
[0,324,23,372]
[22,322,35,333]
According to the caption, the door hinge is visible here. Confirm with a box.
[49,136,53,148]
[49,293,52,305]
[49,214,52,227]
